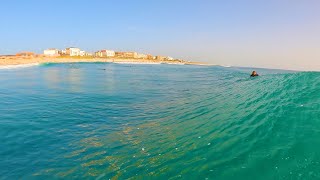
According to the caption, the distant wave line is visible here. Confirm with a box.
[0,63,40,69]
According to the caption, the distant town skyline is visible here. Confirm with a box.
[1,0,320,70]
[41,47,175,61]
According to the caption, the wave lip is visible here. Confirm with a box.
[220,65,232,67]
[0,63,40,69]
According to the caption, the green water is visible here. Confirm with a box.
[0,63,319,179]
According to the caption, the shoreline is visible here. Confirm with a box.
[0,57,213,67]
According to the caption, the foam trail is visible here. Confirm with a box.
[220,65,232,67]
[0,63,40,69]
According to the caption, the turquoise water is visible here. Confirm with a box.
[0,63,320,179]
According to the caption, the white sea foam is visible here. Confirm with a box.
[221,65,232,67]
[0,63,40,69]
[163,62,185,65]
[114,61,189,65]
[113,62,162,65]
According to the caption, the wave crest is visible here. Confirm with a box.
[0,63,39,69]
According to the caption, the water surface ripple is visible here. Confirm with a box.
[0,63,319,179]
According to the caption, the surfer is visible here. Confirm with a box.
[250,71,259,77]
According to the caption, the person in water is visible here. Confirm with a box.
[250,71,259,77]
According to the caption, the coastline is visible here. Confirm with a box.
[0,57,212,67]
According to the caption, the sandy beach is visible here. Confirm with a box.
[0,56,211,67]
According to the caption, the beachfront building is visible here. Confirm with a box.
[166,56,174,60]
[0,55,17,60]
[59,50,67,55]
[16,52,35,57]
[66,47,81,56]
[80,51,93,57]
[79,51,86,56]
[155,56,166,61]
[115,52,138,58]
[43,48,60,57]
[146,54,154,60]
[95,50,115,57]
[137,53,148,59]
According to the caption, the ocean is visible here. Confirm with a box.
[0,63,319,179]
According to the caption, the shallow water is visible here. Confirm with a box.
[0,63,320,179]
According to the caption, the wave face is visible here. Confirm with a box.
[0,63,319,179]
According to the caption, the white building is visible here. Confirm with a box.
[61,50,67,55]
[166,56,174,60]
[137,53,147,59]
[105,50,115,57]
[66,47,81,56]
[43,48,60,57]
[80,51,86,56]
[95,50,115,57]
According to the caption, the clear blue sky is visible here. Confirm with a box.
[1,0,320,70]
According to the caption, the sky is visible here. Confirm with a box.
[0,0,320,70]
